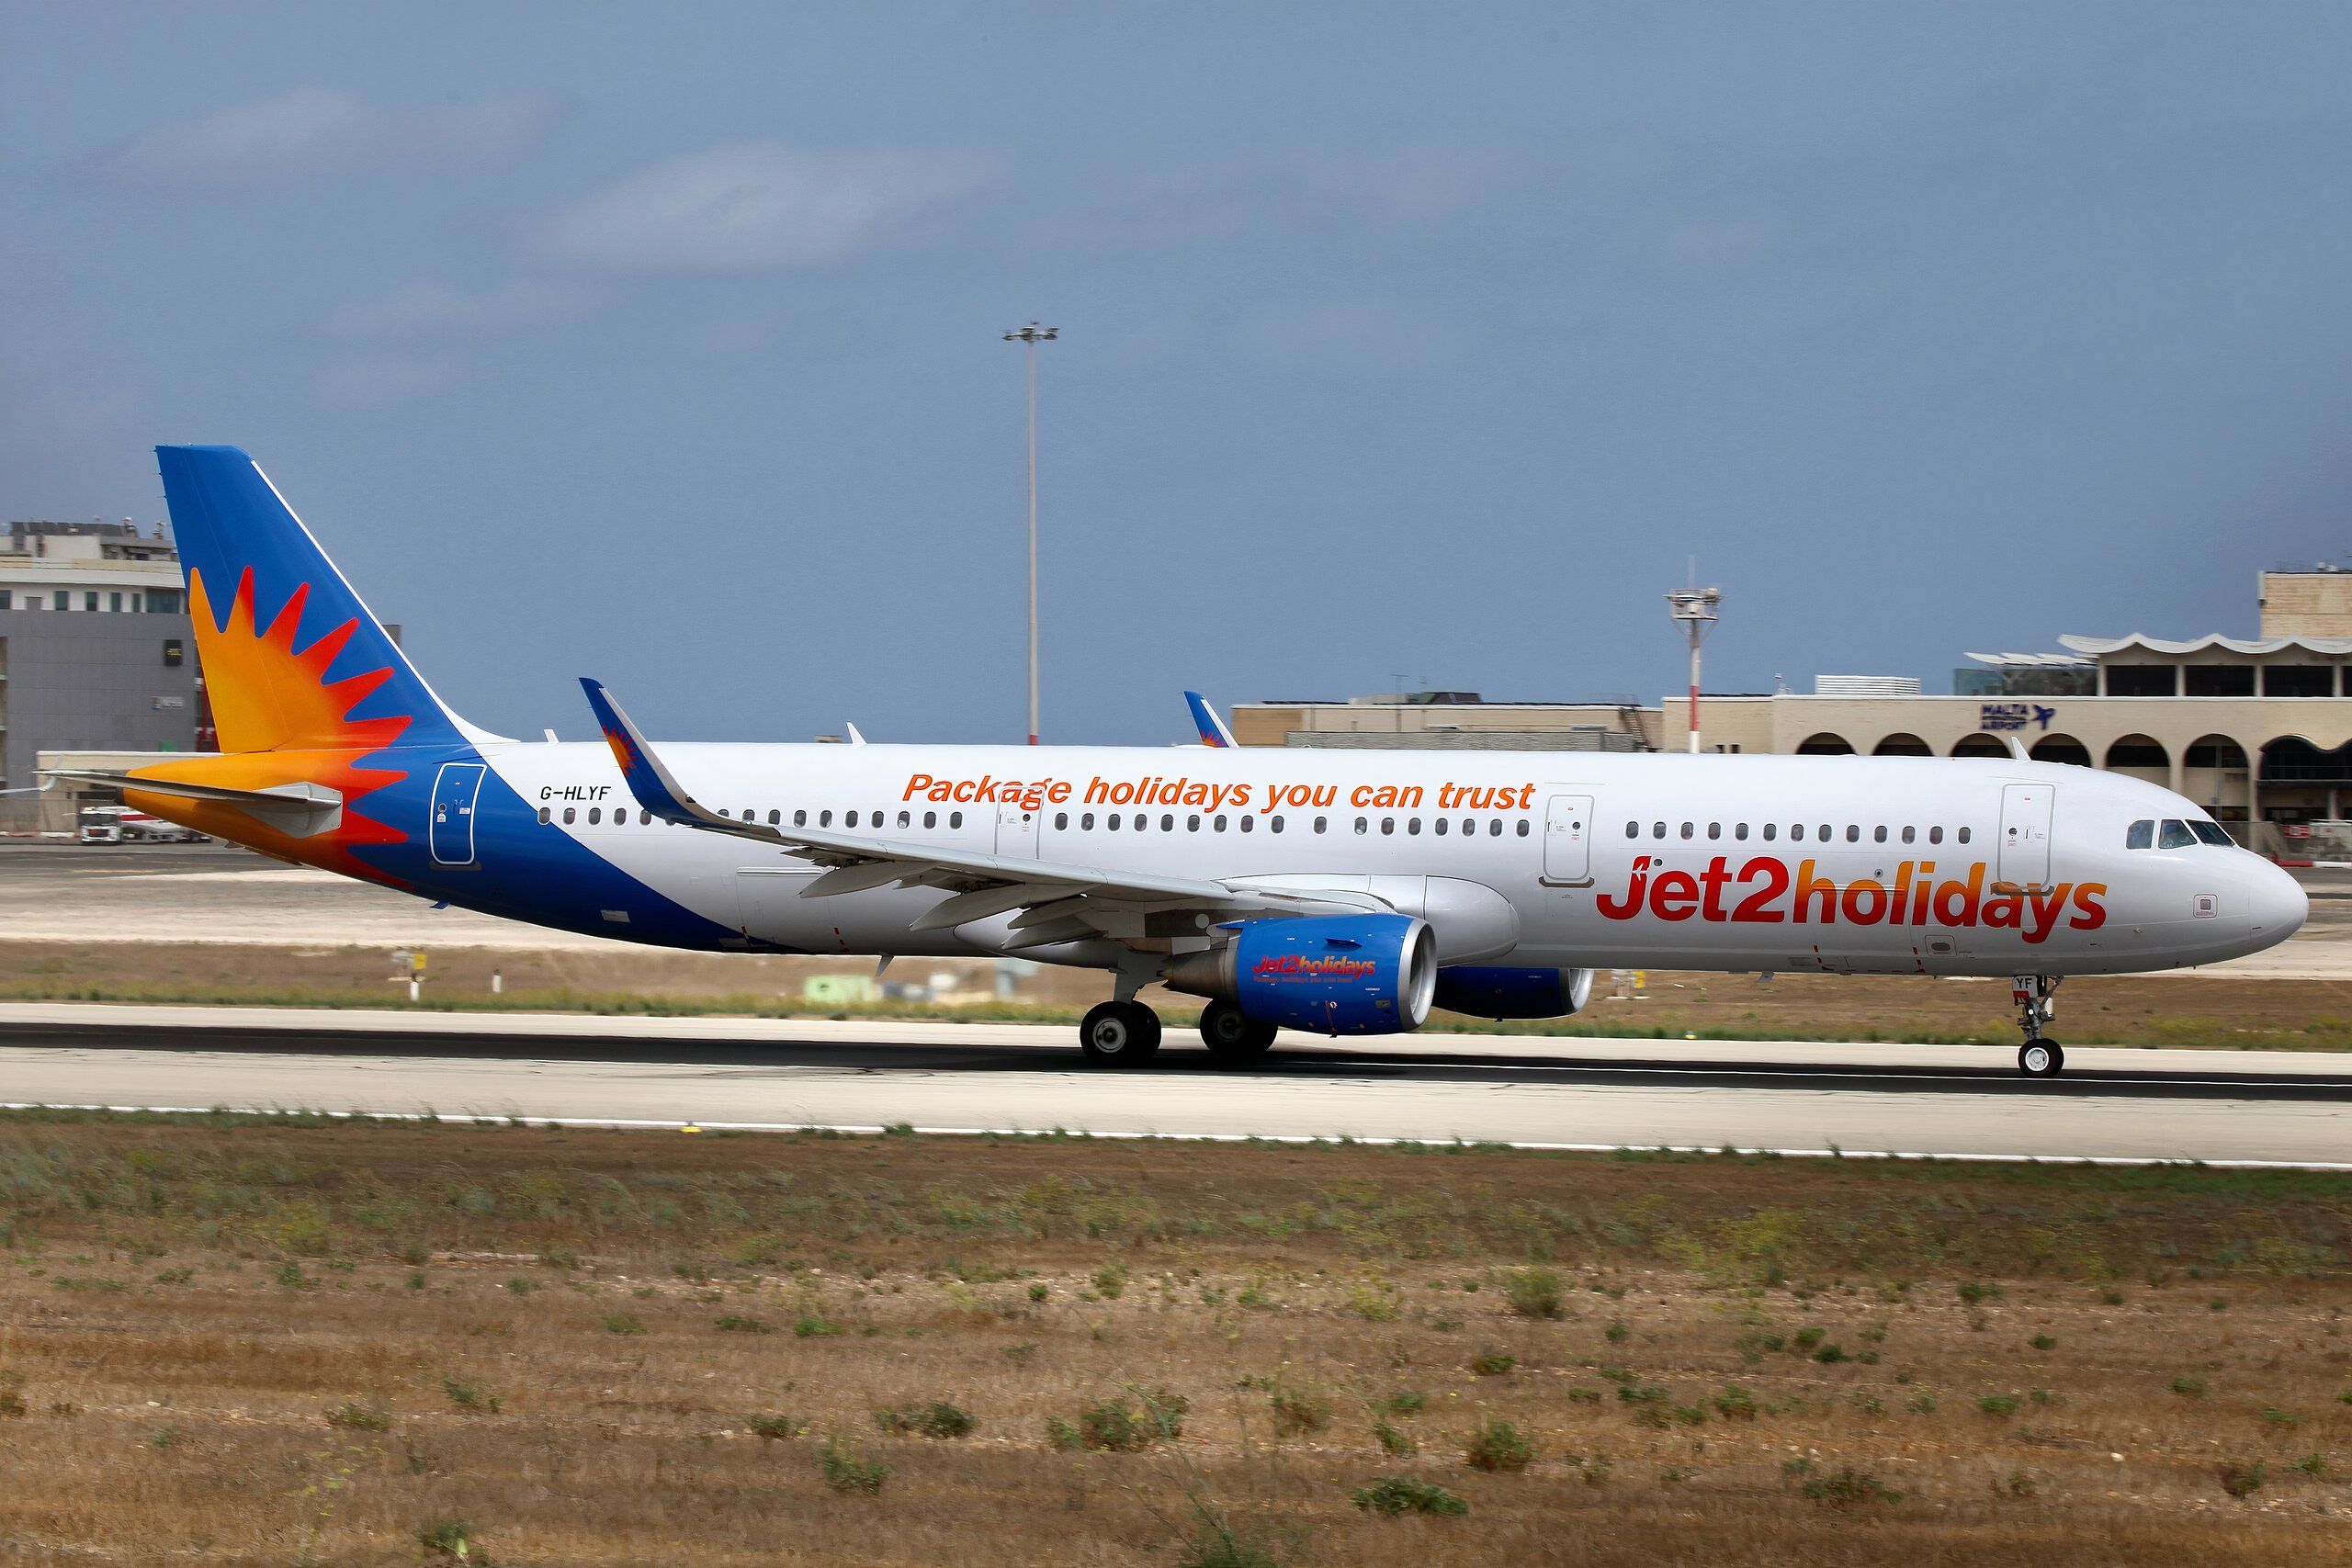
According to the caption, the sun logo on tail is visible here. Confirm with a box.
[124,567,419,883]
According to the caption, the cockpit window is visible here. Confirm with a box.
[2157,819,2198,850]
[2190,819,2233,846]
[2125,818,2154,850]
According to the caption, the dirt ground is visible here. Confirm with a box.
[7,939,2352,1049]
[0,1114,2347,1565]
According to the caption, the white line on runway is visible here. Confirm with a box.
[7,1100,2349,1171]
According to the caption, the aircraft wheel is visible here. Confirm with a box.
[2018,1040,2064,1078]
[1199,999,1278,1065]
[1080,1000,1162,1067]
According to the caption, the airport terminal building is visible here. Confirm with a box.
[0,519,198,830]
[1237,569,2352,852]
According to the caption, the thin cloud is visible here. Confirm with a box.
[119,88,550,183]
[328,279,592,341]
[548,142,991,271]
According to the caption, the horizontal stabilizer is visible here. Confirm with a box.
[43,769,344,837]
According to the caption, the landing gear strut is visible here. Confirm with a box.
[1080,999,1162,1067]
[2011,975,2064,1077]
[1199,998,1278,1066]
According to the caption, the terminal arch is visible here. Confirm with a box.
[2183,734,2251,819]
[2029,733,2092,767]
[2103,734,2169,785]
[2257,736,2352,822]
[1951,732,2009,759]
[1871,733,1931,756]
[1795,732,1855,755]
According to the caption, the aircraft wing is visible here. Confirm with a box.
[580,680,1377,949]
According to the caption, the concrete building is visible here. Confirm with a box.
[1235,569,2352,850]
[1,520,197,829]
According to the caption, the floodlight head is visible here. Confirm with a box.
[1665,586,1723,647]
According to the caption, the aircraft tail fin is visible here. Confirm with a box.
[156,446,492,753]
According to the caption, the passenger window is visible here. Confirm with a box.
[1161,814,1174,831]
[1381,818,1395,835]
[1314,817,1327,833]
[1434,818,1449,836]
[1762,823,1777,841]
[2191,820,2232,845]
[1355,817,1369,834]
[767,809,779,825]
[1956,827,1971,844]
[842,810,855,828]
[641,810,652,825]
[1928,826,1941,844]
[1901,826,1915,844]
[950,811,963,829]
[1707,822,1721,840]
[2126,819,2154,850]
[1081,812,1094,829]
[1734,822,1748,840]
[1408,818,1421,835]
[1792,825,1805,842]
[588,807,601,825]
[1187,814,1201,831]
[1239,815,1254,832]
[1818,824,1830,840]
[1845,825,1860,842]
[1625,821,1638,839]
[898,810,910,829]
[562,807,576,824]
[1271,816,1283,833]
[2158,818,2197,850]
[1461,818,1474,836]
[1679,822,1694,840]
[796,810,808,827]
[1488,819,1502,836]
[1213,814,1227,831]
[537,807,551,824]
[1652,822,1667,839]
[1055,812,1069,830]
[1516,819,1530,837]
[1872,826,1887,843]
[922,811,935,829]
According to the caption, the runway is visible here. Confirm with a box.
[3,1003,2347,1167]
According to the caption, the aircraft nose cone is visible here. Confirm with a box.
[2249,860,2309,941]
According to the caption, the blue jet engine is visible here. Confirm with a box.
[1164,914,1437,1035]
[1430,965,1597,1021]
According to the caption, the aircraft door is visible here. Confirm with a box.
[1541,794,1594,885]
[429,762,486,866]
[1998,783,2052,890]
[996,801,1040,859]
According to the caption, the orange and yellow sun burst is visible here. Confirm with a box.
[124,567,416,885]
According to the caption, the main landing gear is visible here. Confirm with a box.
[1079,999,1161,1067]
[2012,975,2064,1078]
[1198,998,1278,1066]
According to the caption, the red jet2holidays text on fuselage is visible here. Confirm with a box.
[63,446,2307,1077]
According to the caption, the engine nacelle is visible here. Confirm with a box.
[1430,965,1597,1021]
[1164,914,1437,1035]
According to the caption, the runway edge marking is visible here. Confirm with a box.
[6,1102,2350,1172]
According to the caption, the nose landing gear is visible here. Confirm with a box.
[2011,975,2064,1077]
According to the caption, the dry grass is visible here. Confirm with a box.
[1,1113,2349,1564]
[8,939,2352,1049]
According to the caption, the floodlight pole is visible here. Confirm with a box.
[1003,322,1058,745]
[1665,583,1723,754]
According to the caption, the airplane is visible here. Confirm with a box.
[53,446,2309,1078]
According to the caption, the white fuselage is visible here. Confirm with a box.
[483,741,2305,977]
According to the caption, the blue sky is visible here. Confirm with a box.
[6,3,2352,743]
